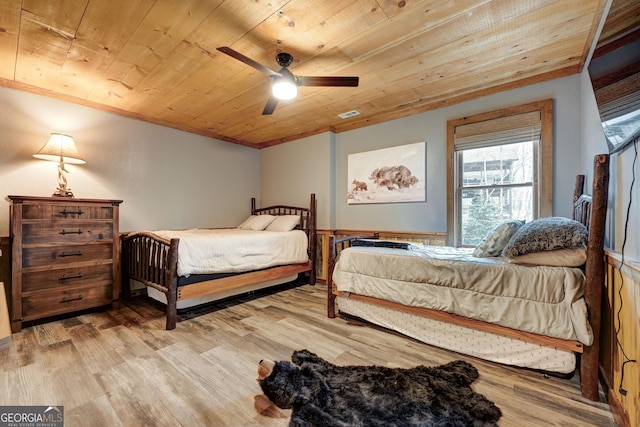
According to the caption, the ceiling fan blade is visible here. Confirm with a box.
[217,46,280,77]
[262,96,279,115]
[297,76,359,87]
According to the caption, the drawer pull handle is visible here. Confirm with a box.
[60,251,83,257]
[61,295,83,303]
[60,229,83,235]
[60,208,84,216]
[60,273,84,280]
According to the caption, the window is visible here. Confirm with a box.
[446,100,553,246]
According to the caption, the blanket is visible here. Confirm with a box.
[150,228,309,276]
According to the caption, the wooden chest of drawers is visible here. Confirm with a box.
[8,196,123,332]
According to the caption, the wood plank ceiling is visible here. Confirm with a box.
[0,0,612,148]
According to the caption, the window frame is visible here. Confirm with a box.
[446,99,554,246]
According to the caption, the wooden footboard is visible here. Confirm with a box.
[121,231,179,330]
[327,233,378,318]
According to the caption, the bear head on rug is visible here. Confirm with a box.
[257,349,502,427]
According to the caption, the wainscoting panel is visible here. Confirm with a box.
[602,252,639,427]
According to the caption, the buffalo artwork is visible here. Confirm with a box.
[348,142,425,204]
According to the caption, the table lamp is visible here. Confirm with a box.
[33,133,86,197]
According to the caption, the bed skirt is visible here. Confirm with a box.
[337,296,576,374]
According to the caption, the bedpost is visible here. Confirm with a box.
[581,153,609,401]
[574,174,585,202]
[165,238,180,330]
[327,234,337,318]
[251,197,257,215]
[308,193,317,285]
[121,234,131,300]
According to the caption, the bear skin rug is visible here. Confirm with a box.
[257,349,502,427]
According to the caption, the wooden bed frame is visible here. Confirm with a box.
[122,194,317,330]
[327,154,610,401]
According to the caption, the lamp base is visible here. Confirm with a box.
[52,188,74,197]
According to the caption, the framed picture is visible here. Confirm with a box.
[347,141,426,204]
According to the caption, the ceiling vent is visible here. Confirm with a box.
[338,110,361,119]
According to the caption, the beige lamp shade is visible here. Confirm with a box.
[33,133,86,164]
[33,133,85,197]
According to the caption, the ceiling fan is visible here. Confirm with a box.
[216,46,359,115]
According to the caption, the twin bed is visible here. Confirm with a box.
[122,194,316,330]
[327,154,610,401]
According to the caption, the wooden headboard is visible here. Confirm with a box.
[251,194,317,285]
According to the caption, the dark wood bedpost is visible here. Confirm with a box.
[251,197,256,215]
[121,234,131,300]
[574,174,585,203]
[308,193,317,285]
[327,234,337,318]
[581,153,610,401]
[165,238,180,330]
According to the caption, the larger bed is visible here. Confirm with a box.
[327,155,609,401]
[122,194,316,330]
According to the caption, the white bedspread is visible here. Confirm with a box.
[151,228,309,277]
[333,245,593,345]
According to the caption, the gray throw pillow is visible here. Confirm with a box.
[502,216,588,258]
[473,220,525,257]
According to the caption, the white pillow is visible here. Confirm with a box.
[508,247,587,267]
[265,215,301,232]
[237,214,276,231]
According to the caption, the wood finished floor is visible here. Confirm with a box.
[0,283,616,427]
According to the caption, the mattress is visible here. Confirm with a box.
[149,228,309,276]
[333,245,592,345]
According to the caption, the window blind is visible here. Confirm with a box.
[454,110,541,150]
[600,90,640,121]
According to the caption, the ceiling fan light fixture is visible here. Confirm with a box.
[216,47,359,114]
[272,78,298,100]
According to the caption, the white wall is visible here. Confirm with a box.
[579,69,611,174]
[260,132,334,229]
[0,86,260,235]
[261,75,591,232]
